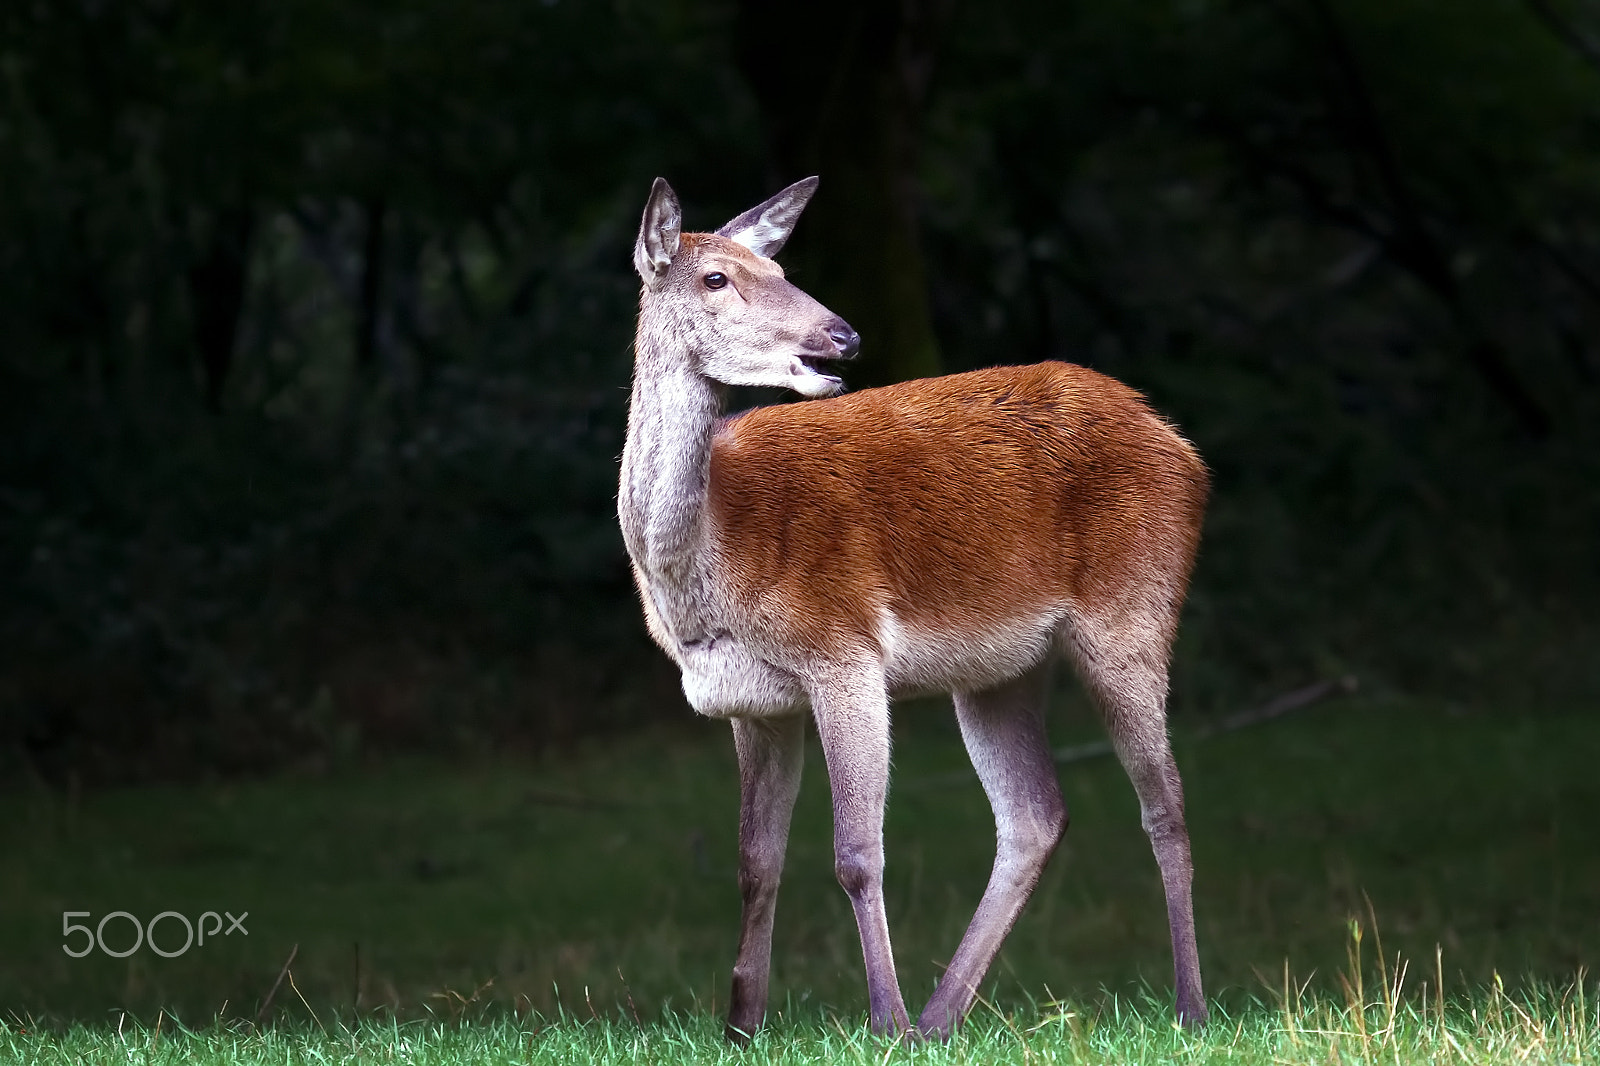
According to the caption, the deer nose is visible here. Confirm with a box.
[829,320,860,359]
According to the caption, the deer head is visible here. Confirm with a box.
[633,177,859,398]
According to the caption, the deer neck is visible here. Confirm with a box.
[619,318,725,586]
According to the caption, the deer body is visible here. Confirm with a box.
[622,177,1209,1041]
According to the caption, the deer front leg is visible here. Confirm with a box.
[809,667,911,1037]
[725,714,806,1045]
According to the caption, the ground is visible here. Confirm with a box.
[2,687,1595,1063]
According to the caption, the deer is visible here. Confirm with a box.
[619,176,1210,1043]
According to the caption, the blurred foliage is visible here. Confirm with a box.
[1,0,1597,783]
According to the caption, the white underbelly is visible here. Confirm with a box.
[663,608,1062,717]
[881,612,1059,697]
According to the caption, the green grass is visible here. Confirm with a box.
[4,986,1596,1064]
[2,689,1597,1062]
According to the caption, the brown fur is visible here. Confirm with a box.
[708,362,1208,666]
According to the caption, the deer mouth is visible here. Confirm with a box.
[796,352,845,385]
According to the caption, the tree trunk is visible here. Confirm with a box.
[735,0,947,387]
[187,204,253,411]
[356,195,387,373]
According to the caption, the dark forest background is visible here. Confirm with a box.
[2,0,1597,786]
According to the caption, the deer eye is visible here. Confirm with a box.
[703,272,728,290]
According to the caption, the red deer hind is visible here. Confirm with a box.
[619,176,1209,1041]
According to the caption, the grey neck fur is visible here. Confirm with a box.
[619,299,723,590]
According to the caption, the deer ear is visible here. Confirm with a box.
[634,178,682,287]
[716,176,819,258]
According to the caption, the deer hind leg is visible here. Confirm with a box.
[725,714,806,1045]
[917,660,1066,1040]
[809,664,911,1036]
[1064,609,1208,1027]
